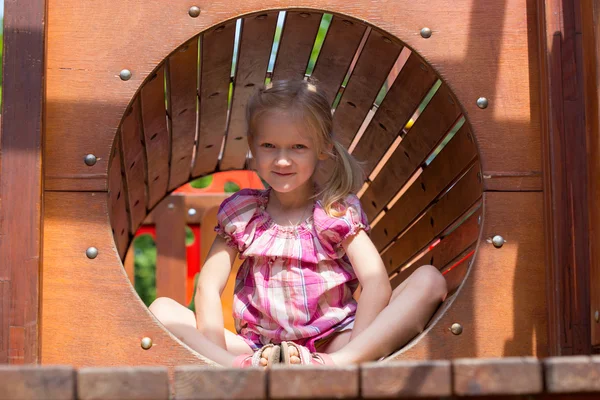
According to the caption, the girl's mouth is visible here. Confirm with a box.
[273,172,294,176]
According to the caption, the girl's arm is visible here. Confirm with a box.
[342,230,392,340]
[194,235,238,350]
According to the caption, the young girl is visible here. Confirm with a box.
[149,80,447,367]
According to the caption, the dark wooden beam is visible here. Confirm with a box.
[0,0,46,364]
[539,0,592,356]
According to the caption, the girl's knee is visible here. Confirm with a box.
[413,265,448,301]
[148,297,177,318]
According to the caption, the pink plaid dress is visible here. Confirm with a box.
[215,188,370,352]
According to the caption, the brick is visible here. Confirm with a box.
[453,357,542,395]
[78,367,169,400]
[174,366,266,399]
[269,365,358,399]
[361,360,451,398]
[0,365,75,400]
[545,356,600,393]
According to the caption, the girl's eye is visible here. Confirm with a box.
[261,143,275,148]
[293,144,307,150]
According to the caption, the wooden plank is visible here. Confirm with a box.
[0,0,45,364]
[41,191,213,367]
[120,96,149,233]
[332,29,402,148]
[370,125,478,251]
[220,12,278,171]
[351,53,438,176]
[483,173,543,191]
[174,367,266,400]
[141,65,170,209]
[0,366,75,399]
[361,83,462,220]
[167,37,198,191]
[108,133,131,259]
[544,356,600,393]
[155,196,187,305]
[310,15,367,104]
[390,192,548,360]
[78,367,169,400]
[382,163,482,274]
[271,11,322,81]
[192,22,236,177]
[0,282,9,362]
[124,245,135,284]
[269,365,358,399]
[144,193,230,225]
[440,244,476,295]
[453,357,543,396]
[361,360,451,398]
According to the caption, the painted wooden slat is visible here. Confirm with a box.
[120,96,149,233]
[167,37,199,191]
[220,13,279,171]
[78,367,169,400]
[310,15,367,104]
[175,367,266,400]
[441,245,476,295]
[382,164,482,274]
[140,65,170,209]
[332,29,402,148]
[270,366,359,399]
[361,83,462,220]
[370,124,478,251]
[271,11,322,81]
[155,196,187,305]
[192,22,237,177]
[108,133,131,259]
[351,53,438,176]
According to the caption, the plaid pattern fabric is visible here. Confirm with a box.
[215,188,370,351]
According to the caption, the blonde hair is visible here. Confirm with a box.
[246,80,364,215]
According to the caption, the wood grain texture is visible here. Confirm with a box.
[141,66,170,209]
[174,367,266,400]
[361,360,451,398]
[155,196,188,305]
[310,15,367,104]
[167,37,199,191]
[388,192,547,360]
[332,29,402,148]
[361,83,462,220]
[0,366,75,400]
[544,356,600,393]
[269,365,358,399]
[78,367,169,400]
[41,192,213,367]
[120,96,149,233]
[144,193,230,225]
[351,53,438,176]
[220,12,279,171]
[192,22,236,177]
[0,0,45,364]
[453,357,543,396]
[44,1,541,192]
[272,11,322,81]
[108,133,131,259]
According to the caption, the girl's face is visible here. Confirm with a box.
[250,112,327,195]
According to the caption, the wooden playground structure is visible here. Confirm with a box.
[1,0,600,396]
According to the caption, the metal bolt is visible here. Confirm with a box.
[477,97,489,109]
[119,69,132,81]
[420,27,432,39]
[188,6,201,18]
[86,247,99,259]
[478,215,482,225]
[167,203,175,210]
[141,337,153,350]
[188,208,197,217]
[84,154,97,166]
[492,235,505,248]
[450,323,463,335]
[595,310,599,323]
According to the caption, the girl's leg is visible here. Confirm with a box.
[148,297,254,366]
[325,265,447,365]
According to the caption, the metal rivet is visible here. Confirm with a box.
[119,69,132,81]
[188,208,197,217]
[84,154,97,166]
[167,203,175,210]
[478,215,482,225]
[188,6,201,18]
[86,247,98,259]
[477,97,489,109]
[595,310,599,323]
[420,27,432,38]
[492,235,505,248]
[450,323,463,335]
[141,337,153,350]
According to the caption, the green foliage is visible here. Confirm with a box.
[133,234,157,306]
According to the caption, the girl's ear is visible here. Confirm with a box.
[318,143,333,160]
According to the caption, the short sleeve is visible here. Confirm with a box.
[214,189,263,252]
[314,194,370,258]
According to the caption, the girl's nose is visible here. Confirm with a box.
[275,150,292,167]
